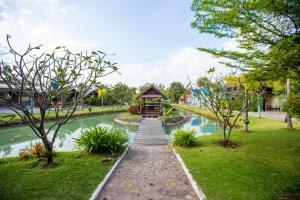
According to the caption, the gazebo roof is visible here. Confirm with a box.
[136,85,167,99]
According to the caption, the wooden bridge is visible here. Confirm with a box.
[132,119,167,145]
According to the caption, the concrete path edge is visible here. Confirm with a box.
[171,147,206,200]
[89,146,130,200]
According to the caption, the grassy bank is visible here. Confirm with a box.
[0,106,128,126]
[0,151,115,200]
[174,104,300,199]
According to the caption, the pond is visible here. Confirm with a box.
[165,110,220,140]
[0,110,220,158]
[0,113,137,158]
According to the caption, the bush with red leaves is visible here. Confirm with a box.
[128,104,140,115]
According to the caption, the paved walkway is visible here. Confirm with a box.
[248,111,299,122]
[96,119,199,200]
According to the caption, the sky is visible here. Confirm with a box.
[0,0,236,87]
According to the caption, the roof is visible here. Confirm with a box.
[136,85,167,99]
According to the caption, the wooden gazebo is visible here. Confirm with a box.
[136,85,167,118]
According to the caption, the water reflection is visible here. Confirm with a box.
[0,113,137,158]
[165,111,219,140]
[0,111,219,158]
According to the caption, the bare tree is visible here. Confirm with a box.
[196,71,248,145]
[0,35,117,165]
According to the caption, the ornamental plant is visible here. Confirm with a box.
[75,127,128,154]
[172,129,197,147]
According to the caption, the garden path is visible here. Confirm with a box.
[96,119,199,200]
[248,111,299,122]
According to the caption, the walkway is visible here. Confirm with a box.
[96,119,199,200]
[248,111,299,122]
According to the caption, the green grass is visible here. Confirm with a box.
[174,104,300,200]
[0,151,115,200]
[0,106,128,126]
[118,112,142,119]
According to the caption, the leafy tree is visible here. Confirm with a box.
[167,82,186,103]
[197,71,248,144]
[112,82,136,104]
[139,83,166,95]
[285,94,300,119]
[0,35,117,165]
[191,0,300,128]
[98,88,108,107]
[225,74,264,131]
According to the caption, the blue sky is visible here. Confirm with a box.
[0,0,234,86]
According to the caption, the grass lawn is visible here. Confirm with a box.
[0,106,128,126]
[174,104,300,200]
[118,112,142,119]
[0,151,115,200]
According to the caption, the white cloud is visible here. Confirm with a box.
[100,47,228,87]
[222,39,240,51]
[20,8,32,16]
[0,1,89,52]
[0,0,232,88]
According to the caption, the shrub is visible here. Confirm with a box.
[19,150,32,160]
[128,103,140,115]
[163,101,172,110]
[75,127,128,154]
[30,142,47,158]
[172,129,198,147]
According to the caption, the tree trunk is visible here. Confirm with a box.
[101,95,103,108]
[223,128,227,142]
[244,90,249,132]
[286,78,293,129]
[47,146,54,165]
[80,96,84,111]
[257,93,261,118]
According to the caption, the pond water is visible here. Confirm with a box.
[0,110,219,158]
[165,111,220,140]
[0,113,137,158]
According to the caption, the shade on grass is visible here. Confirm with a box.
[0,151,115,200]
[174,104,300,200]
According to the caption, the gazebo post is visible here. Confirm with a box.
[158,97,161,116]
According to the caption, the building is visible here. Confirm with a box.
[180,88,202,106]
[262,87,281,111]
[136,85,167,118]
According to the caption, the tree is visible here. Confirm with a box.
[112,82,136,104]
[191,0,300,128]
[285,94,300,119]
[167,82,186,104]
[197,71,248,144]
[139,83,166,95]
[98,88,108,108]
[0,35,117,165]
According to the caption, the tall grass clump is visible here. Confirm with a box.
[172,129,198,147]
[75,127,128,154]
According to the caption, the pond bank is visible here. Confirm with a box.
[0,106,128,127]
[173,105,300,199]
[173,104,242,128]
[0,113,137,158]
[114,112,187,126]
